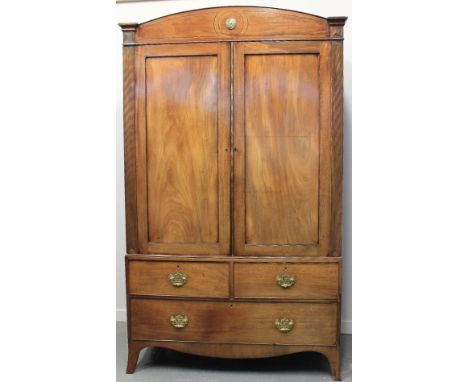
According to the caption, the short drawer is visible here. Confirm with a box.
[234,263,339,300]
[131,299,337,346]
[128,261,229,298]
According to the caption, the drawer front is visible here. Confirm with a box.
[128,261,229,298]
[234,263,339,299]
[131,299,337,346]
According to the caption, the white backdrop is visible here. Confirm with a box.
[116,0,352,334]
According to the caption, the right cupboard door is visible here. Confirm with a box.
[233,41,332,257]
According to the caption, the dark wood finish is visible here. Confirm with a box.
[131,299,337,345]
[126,341,144,374]
[120,7,346,380]
[134,43,231,255]
[128,261,229,297]
[234,263,339,299]
[120,24,139,254]
[233,41,332,257]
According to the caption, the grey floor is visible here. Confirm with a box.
[117,322,352,381]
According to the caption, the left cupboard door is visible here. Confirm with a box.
[134,43,231,255]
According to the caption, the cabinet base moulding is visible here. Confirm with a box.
[126,340,341,381]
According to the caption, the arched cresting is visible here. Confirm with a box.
[120,6,345,45]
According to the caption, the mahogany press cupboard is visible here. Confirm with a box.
[119,7,346,380]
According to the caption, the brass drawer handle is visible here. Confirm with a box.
[170,314,188,329]
[276,272,295,288]
[169,270,187,287]
[275,318,294,332]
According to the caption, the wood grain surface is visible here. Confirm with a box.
[233,41,332,257]
[234,263,339,299]
[330,40,345,257]
[134,43,231,255]
[146,55,218,244]
[121,27,139,254]
[120,8,347,380]
[128,261,229,297]
[133,7,331,44]
[244,52,320,246]
[131,299,337,345]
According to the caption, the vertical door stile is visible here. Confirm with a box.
[232,42,246,256]
[230,42,235,256]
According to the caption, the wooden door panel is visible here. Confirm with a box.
[244,53,320,245]
[135,43,230,255]
[146,56,218,244]
[234,42,331,256]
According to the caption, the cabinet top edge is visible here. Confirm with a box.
[118,7,347,43]
[118,6,342,28]
[327,16,348,26]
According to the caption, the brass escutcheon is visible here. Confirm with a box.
[276,272,296,288]
[225,17,237,30]
[170,314,188,329]
[169,270,187,287]
[275,318,294,332]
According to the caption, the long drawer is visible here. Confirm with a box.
[234,263,339,299]
[128,261,229,298]
[131,299,337,346]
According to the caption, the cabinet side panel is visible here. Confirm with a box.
[122,45,139,253]
[244,54,320,245]
[146,56,219,245]
[330,41,344,256]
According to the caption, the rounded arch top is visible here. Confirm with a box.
[119,6,346,44]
